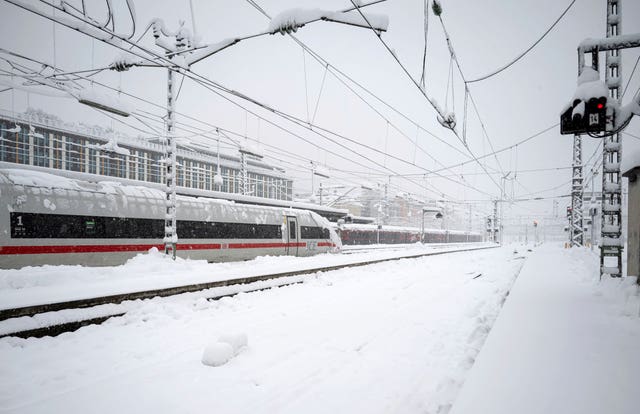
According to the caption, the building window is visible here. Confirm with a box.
[88,143,98,174]
[51,133,63,169]
[137,151,146,181]
[32,131,49,167]
[65,135,83,172]
[149,152,162,183]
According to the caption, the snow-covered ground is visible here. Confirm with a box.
[451,244,640,414]
[0,242,491,310]
[1,244,637,413]
[0,246,522,413]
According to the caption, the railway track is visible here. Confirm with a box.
[0,244,498,339]
[341,242,478,255]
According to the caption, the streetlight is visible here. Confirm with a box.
[421,206,442,243]
[500,172,512,245]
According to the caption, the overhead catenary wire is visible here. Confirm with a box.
[621,54,640,99]
[466,0,578,83]
[431,123,558,174]
[4,52,465,202]
[348,0,505,196]
[188,74,493,200]
[6,0,510,204]
[242,0,494,179]
[430,8,509,181]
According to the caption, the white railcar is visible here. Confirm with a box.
[0,169,340,268]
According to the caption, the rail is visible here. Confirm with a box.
[0,244,498,338]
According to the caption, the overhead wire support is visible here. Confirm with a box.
[244,0,488,169]
[9,0,499,204]
[431,4,509,181]
[3,49,481,204]
[600,0,624,277]
[348,0,505,197]
[419,0,429,89]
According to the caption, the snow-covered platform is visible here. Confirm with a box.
[451,244,640,414]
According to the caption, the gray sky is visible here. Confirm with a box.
[1,0,639,222]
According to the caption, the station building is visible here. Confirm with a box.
[0,110,292,200]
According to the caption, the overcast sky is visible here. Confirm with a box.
[1,0,639,222]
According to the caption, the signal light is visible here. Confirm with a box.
[560,96,607,135]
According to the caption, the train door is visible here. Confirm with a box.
[286,216,299,256]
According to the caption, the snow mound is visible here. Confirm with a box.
[218,333,248,354]
[572,67,608,103]
[201,333,248,367]
[202,342,234,367]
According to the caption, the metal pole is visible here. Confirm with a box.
[493,200,498,244]
[311,162,315,199]
[164,67,177,259]
[240,151,248,195]
[601,0,623,277]
[216,135,221,187]
[570,133,584,247]
[384,177,389,225]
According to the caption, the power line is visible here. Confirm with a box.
[243,0,494,180]
[431,123,558,174]
[466,0,578,83]
[348,0,505,195]
[7,2,499,202]
[35,0,498,201]
[189,75,496,199]
[431,10,509,181]
[622,54,640,99]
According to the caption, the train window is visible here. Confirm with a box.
[290,222,296,239]
[300,226,328,239]
[9,212,283,240]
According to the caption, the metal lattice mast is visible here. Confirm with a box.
[571,133,584,246]
[601,0,623,277]
[240,151,248,195]
[163,64,178,259]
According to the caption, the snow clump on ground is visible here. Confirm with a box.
[202,332,248,367]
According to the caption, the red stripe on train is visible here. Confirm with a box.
[227,242,306,249]
[0,241,332,255]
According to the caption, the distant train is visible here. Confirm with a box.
[0,168,340,268]
[336,223,483,245]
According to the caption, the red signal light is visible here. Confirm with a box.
[597,103,604,109]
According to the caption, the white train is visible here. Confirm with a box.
[0,168,340,268]
[336,223,483,245]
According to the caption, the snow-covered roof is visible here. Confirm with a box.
[0,111,289,179]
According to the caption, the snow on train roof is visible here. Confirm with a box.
[0,168,337,229]
[1,168,84,191]
[336,222,480,235]
[0,163,348,218]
